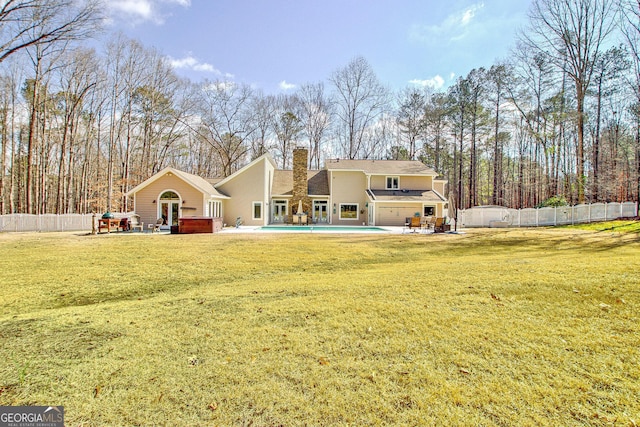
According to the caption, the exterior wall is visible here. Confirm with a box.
[373,202,444,226]
[329,170,368,225]
[134,173,205,229]
[217,157,273,226]
[375,203,423,226]
[433,180,446,196]
[370,175,433,190]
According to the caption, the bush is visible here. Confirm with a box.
[537,195,568,208]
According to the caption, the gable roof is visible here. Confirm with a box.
[272,170,329,196]
[126,167,229,199]
[325,159,437,175]
[214,152,278,188]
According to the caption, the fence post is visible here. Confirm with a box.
[518,209,521,227]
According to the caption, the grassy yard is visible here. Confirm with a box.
[0,226,638,426]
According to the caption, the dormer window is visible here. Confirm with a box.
[386,176,399,189]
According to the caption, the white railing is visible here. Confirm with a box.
[458,202,638,228]
[0,214,95,232]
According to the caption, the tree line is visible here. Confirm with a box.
[0,0,639,215]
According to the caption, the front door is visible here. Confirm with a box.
[159,191,180,227]
[272,200,287,223]
[314,201,328,223]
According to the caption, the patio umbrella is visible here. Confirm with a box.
[448,193,458,233]
[297,199,303,214]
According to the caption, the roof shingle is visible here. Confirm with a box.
[325,159,436,175]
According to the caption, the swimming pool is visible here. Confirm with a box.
[260,225,388,233]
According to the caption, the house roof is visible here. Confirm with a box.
[214,153,278,188]
[272,169,329,196]
[126,167,229,199]
[325,159,437,175]
[367,189,446,202]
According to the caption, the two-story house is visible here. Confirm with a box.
[127,148,448,229]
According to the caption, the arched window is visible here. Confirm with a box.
[160,191,180,200]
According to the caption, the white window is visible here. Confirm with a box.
[423,206,435,216]
[208,201,222,218]
[339,203,359,220]
[386,176,399,189]
[252,202,263,220]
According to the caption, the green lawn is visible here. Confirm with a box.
[0,227,638,426]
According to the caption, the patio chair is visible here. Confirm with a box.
[434,217,445,233]
[410,216,421,229]
[129,215,144,232]
[428,216,437,230]
[151,218,163,233]
[420,216,432,232]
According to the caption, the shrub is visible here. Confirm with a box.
[537,195,568,208]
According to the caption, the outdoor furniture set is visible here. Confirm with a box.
[404,216,450,233]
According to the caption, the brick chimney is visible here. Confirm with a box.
[292,147,311,215]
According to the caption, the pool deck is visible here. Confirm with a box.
[219,225,462,234]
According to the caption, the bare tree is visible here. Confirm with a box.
[521,0,616,203]
[465,68,488,207]
[485,63,513,205]
[0,67,22,214]
[198,80,255,177]
[248,91,275,160]
[589,46,630,200]
[271,94,303,169]
[396,87,428,160]
[131,49,184,178]
[298,82,331,169]
[329,56,389,159]
[509,45,569,206]
[619,0,640,202]
[104,35,147,212]
[53,47,98,214]
[0,0,103,64]
[422,92,451,173]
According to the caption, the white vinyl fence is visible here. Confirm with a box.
[458,202,638,228]
[0,214,95,232]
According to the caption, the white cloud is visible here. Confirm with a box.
[409,75,445,90]
[410,2,485,43]
[168,54,219,74]
[461,3,483,26]
[279,80,296,91]
[109,0,153,21]
[107,0,190,25]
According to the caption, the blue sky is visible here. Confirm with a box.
[105,0,530,93]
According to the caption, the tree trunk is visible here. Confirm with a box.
[576,92,586,204]
[26,73,40,214]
